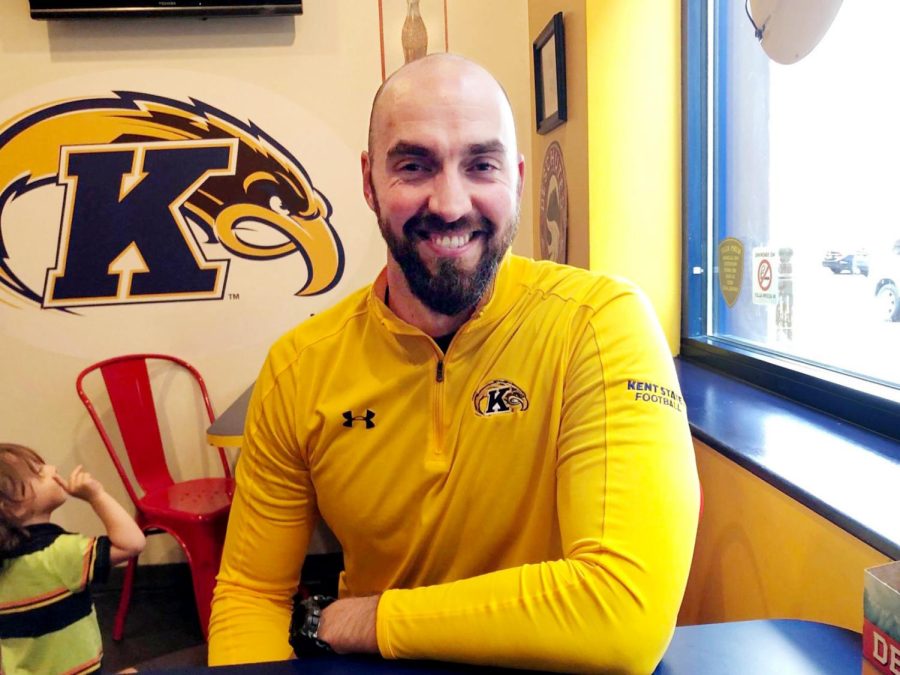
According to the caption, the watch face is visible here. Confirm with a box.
[303,600,321,638]
[289,594,335,655]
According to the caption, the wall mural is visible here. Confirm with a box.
[0,92,344,311]
[539,141,568,264]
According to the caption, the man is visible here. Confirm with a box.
[209,54,699,673]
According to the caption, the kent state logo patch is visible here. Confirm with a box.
[472,379,529,417]
[627,379,685,412]
[0,91,344,310]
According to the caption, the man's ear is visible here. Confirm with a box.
[361,151,377,212]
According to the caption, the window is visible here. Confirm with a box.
[682,0,900,441]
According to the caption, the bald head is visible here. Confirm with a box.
[367,54,517,160]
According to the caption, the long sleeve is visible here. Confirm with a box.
[375,289,700,674]
[208,350,318,665]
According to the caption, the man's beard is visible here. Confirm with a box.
[378,209,517,317]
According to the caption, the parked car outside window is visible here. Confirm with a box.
[822,250,869,276]
[870,239,900,322]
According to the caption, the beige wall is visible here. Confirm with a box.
[0,0,530,564]
[447,1,534,257]
[527,1,589,270]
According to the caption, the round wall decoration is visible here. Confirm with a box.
[539,140,568,263]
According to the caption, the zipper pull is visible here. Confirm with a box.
[436,359,445,382]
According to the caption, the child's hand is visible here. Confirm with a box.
[57,465,104,501]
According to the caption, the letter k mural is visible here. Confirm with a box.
[44,140,235,307]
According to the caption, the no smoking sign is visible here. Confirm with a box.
[757,259,773,291]
[752,248,778,305]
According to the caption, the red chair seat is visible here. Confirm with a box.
[139,478,235,518]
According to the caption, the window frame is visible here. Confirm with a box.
[680,0,900,444]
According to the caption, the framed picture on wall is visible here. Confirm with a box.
[533,12,567,135]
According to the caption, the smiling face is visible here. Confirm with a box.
[362,55,524,317]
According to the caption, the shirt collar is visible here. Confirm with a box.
[7,523,66,557]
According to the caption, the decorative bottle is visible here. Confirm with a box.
[402,0,428,64]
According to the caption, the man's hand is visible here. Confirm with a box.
[317,595,380,655]
[57,465,104,502]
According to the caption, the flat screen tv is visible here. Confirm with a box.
[30,0,302,19]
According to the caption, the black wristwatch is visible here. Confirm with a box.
[288,593,337,656]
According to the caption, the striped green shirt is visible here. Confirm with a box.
[0,524,110,674]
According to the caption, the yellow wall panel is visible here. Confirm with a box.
[585,0,682,353]
[680,440,890,631]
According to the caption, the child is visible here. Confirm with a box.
[0,443,145,674]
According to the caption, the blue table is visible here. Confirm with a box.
[145,619,864,674]
[655,619,863,674]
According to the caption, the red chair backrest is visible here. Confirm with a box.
[76,354,230,506]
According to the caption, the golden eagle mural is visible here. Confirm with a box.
[0,92,344,309]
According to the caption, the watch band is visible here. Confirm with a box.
[289,593,337,656]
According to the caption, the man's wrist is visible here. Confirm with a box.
[318,595,380,655]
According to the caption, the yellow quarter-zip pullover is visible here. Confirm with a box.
[209,255,700,673]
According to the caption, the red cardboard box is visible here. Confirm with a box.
[864,561,900,675]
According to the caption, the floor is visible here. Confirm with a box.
[95,564,206,673]
[95,553,342,673]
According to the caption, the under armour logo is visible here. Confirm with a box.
[342,409,376,429]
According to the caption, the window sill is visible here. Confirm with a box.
[675,358,900,560]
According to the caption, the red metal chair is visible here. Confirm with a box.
[75,354,234,641]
